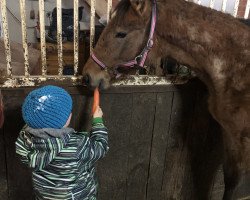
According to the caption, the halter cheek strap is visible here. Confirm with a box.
[91,0,157,77]
[91,54,106,70]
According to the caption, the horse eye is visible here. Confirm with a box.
[115,32,127,38]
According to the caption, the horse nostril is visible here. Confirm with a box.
[83,74,91,86]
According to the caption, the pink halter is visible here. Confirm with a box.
[91,0,157,77]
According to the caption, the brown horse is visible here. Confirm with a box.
[82,0,250,199]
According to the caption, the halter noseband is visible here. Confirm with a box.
[91,0,157,77]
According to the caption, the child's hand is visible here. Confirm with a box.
[93,106,103,118]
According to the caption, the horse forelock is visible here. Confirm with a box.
[111,0,131,25]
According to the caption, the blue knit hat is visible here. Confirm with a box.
[22,85,72,129]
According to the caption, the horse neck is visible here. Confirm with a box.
[153,0,250,91]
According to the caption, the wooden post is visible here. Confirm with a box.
[0,0,11,77]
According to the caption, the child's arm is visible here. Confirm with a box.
[90,109,108,158]
[78,107,108,164]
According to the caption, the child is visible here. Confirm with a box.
[15,85,108,200]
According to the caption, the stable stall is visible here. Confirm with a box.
[0,0,249,199]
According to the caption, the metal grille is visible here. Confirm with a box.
[0,0,113,87]
[0,0,249,88]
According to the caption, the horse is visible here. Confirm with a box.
[82,0,250,199]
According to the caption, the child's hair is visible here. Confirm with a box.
[22,85,72,129]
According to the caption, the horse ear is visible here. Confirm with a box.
[129,0,149,16]
[111,10,117,19]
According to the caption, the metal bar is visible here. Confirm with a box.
[90,0,96,53]
[20,0,30,77]
[107,0,112,23]
[0,0,12,77]
[245,0,250,19]
[57,0,63,76]
[209,0,215,9]
[39,0,47,76]
[74,0,79,75]
[233,0,240,17]
[221,0,228,12]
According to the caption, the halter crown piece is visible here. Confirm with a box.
[91,0,157,77]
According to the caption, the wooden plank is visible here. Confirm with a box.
[70,94,92,132]
[105,85,185,94]
[125,93,157,200]
[97,93,133,200]
[0,80,225,199]
[3,91,34,200]
[161,88,196,199]
[146,92,174,199]
[0,119,8,200]
[64,81,192,95]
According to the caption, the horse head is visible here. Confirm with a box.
[82,0,154,89]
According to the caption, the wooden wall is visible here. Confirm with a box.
[0,79,225,200]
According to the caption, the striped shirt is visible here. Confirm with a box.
[15,118,108,200]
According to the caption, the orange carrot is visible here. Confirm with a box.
[92,88,100,115]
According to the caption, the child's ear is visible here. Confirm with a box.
[64,113,72,128]
[129,0,150,17]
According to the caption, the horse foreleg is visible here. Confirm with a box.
[222,129,250,200]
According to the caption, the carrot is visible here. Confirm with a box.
[92,88,100,115]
